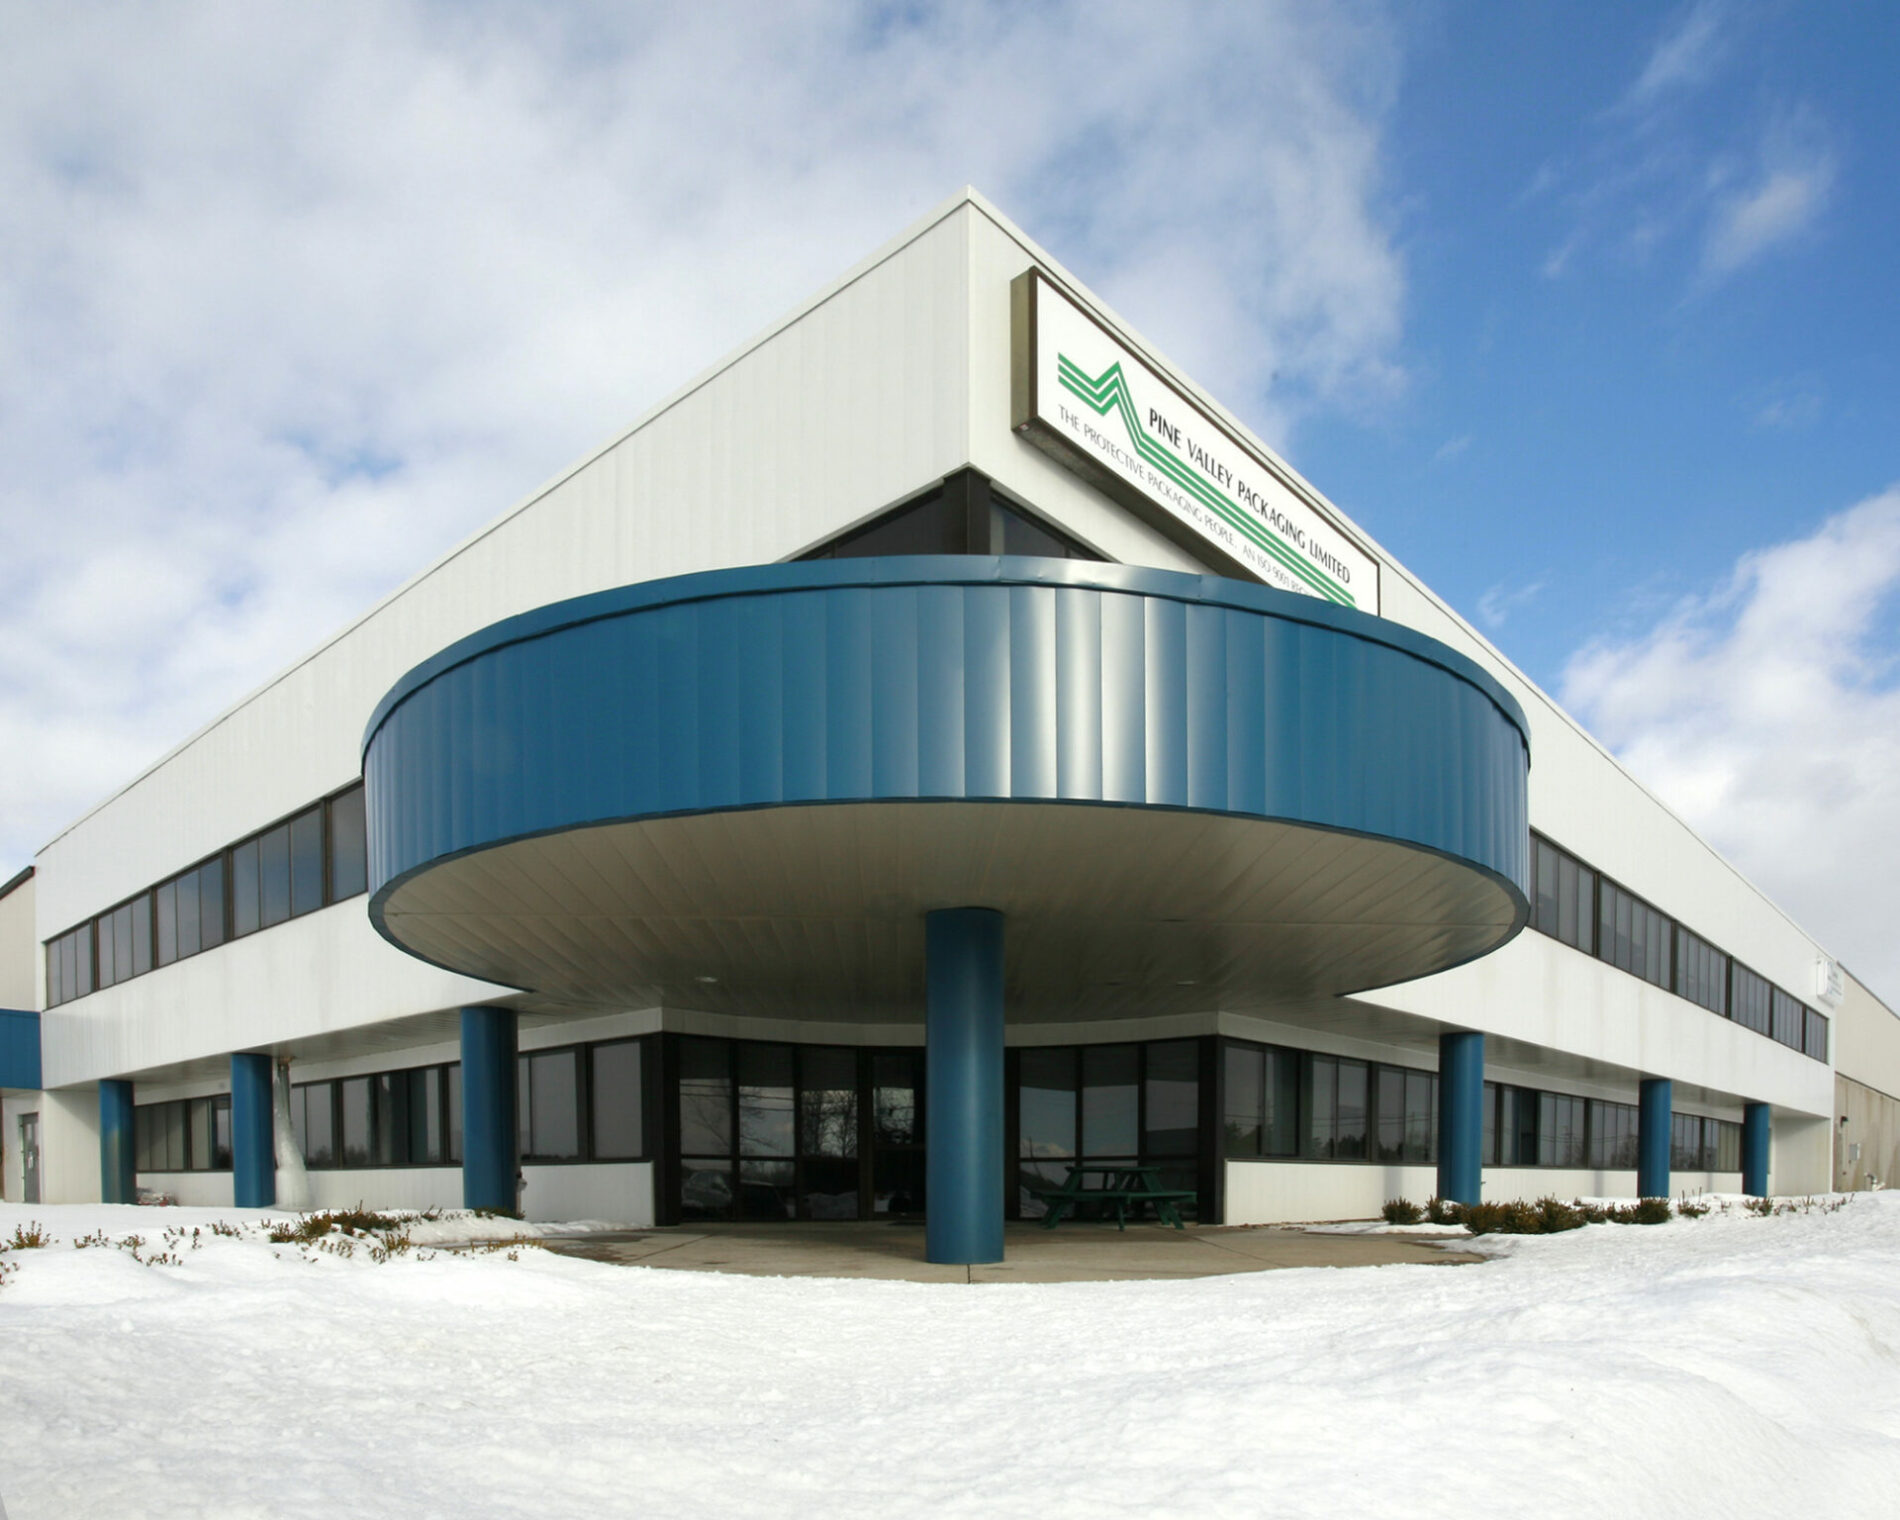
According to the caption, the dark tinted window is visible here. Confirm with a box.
[290,806,324,917]
[232,839,261,937]
[328,785,368,901]
[340,1077,371,1165]
[259,824,291,928]
[679,1038,731,1154]
[198,860,225,949]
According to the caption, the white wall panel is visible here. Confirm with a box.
[1354,925,1832,1117]
[40,903,509,1089]
[137,1171,235,1208]
[40,1086,100,1204]
[0,874,35,1008]
[521,1162,653,1226]
[1225,1161,1749,1224]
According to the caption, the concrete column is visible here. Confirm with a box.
[230,1053,276,1208]
[1435,1031,1484,1205]
[461,1007,518,1213]
[1638,1077,1672,1198]
[98,1078,136,1204]
[925,907,1005,1265]
[1743,1101,1772,1198]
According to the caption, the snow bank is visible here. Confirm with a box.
[3,1195,1899,1517]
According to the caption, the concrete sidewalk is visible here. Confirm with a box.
[539,1220,1484,1283]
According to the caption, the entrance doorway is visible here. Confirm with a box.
[19,1112,40,1204]
[671,1038,924,1223]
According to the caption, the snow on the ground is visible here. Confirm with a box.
[4,1196,1900,1519]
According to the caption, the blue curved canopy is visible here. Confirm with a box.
[363,557,1530,1017]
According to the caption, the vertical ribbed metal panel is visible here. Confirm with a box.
[365,561,1532,909]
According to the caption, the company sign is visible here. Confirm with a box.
[1012,269,1379,614]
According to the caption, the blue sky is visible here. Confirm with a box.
[1298,2,1900,683]
[2,1,1895,992]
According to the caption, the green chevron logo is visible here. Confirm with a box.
[1056,354,1354,607]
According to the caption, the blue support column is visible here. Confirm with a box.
[99,1078,136,1204]
[461,1007,518,1213]
[1743,1102,1771,1198]
[1638,1077,1673,1198]
[925,907,1005,1265]
[1436,1031,1485,1205]
[230,1053,276,1208]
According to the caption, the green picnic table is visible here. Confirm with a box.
[1034,1162,1198,1230]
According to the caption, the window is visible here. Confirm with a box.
[1770,989,1806,1051]
[1674,927,1728,1017]
[328,784,368,901]
[1373,1064,1439,1164]
[1305,1055,1370,1161]
[590,1040,644,1160]
[259,823,292,928]
[290,806,324,917]
[1018,1041,1202,1218]
[1531,835,1596,953]
[678,1038,924,1223]
[232,839,261,937]
[1805,1009,1829,1062]
[1587,1100,1639,1169]
[799,470,1106,562]
[1671,1113,1710,1171]
[1497,1086,1539,1166]
[1537,1093,1586,1168]
[44,924,93,1008]
[133,1095,232,1172]
[1732,963,1772,1035]
[290,1064,458,1169]
[56,783,373,1001]
[1598,878,1671,989]
[518,1048,582,1161]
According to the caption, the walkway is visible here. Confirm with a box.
[539,1220,1483,1283]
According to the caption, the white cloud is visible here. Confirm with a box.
[1701,115,1835,277]
[1476,576,1545,630]
[1562,488,1900,1002]
[1623,1,1728,111]
[1431,434,1471,464]
[0,2,1408,871]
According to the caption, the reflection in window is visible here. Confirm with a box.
[737,1043,795,1158]
[679,1038,732,1155]
[1081,1045,1138,1156]
[329,785,368,901]
[232,839,261,938]
[259,824,292,928]
[290,806,324,918]
[798,1048,858,1159]
[340,1077,371,1166]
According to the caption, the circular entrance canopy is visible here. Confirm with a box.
[363,557,1530,1022]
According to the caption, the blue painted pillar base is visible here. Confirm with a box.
[99,1078,136,1204]
[925,907,1005,1265]
[1638,1077,1673,1199]
[1435,1031,1484,1205]
[461,1008,519,1213]
[1743,1102,1771,1198]
[231,1053,276,1208]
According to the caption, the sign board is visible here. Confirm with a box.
[1814,956,1845,1010]
[1012,268,1380,614]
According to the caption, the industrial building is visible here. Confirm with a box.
[3,190,1892,1262]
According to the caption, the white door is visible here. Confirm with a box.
[19,1113,39,1204]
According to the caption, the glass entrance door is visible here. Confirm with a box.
[673,1038,926,1223]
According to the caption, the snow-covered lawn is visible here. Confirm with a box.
[4,1195,1900,1518]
